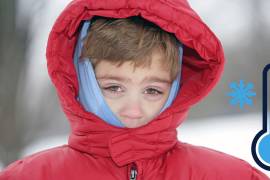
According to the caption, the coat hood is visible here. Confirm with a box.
[46,0,225,167]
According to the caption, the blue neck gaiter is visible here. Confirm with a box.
[74,21,183,128]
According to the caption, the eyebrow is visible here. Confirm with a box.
[96,75,172,84]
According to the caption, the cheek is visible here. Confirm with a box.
[143,98,167,117]
[103,97,123,114]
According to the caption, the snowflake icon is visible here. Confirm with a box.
[227,80,256,109]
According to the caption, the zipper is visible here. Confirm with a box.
[129,163,138,180]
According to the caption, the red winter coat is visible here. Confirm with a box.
[0,0,269,179]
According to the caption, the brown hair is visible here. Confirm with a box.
[82,16,180,80]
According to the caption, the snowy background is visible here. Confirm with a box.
[0,0,269,177]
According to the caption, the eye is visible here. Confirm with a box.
[102,85,123,93]
[144,88,163,96]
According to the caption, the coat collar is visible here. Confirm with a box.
[68,106,188,166]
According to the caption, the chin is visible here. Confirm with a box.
[123,123,140,129]
[122,120,148,129]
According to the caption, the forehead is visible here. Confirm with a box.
[94,51,172,83]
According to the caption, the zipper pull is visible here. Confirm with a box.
[130,165,137,180]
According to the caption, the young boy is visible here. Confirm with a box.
[0,0,269,179]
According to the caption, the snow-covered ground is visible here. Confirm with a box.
[179,113,270,177]
[20,135,68,158]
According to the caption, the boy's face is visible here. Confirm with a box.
[95,51,172,128]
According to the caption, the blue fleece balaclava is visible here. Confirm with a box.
[74,21,183,128]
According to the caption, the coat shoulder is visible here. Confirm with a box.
[0,145,85,180]
[165,141,269,179]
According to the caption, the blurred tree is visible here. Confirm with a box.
[1,0,69,167]
[189,0,270,119]
[0,0,29,166]
[250,0,270,68]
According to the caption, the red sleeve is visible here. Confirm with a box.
[251,167,270,180]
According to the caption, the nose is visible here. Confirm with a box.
[119,99,143,120]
